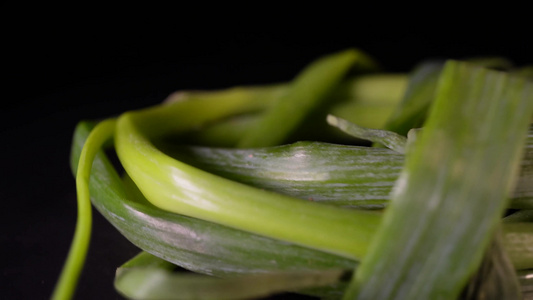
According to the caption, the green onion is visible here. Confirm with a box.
[71,122,358,277]
[383,60,443,136]
[343,60,533,299]
[52,119,116,300]
[156,128,533,210]
[326,114,407,153]
[237,49,376,148]
[114,252,347,300]
[115,100,381,260]
[182,73,408,147]
[55,50,533,299]
[460,229,521,299]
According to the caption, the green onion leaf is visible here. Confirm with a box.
[383,60,443,136]
[238,49,375,148]
[159,141,403,209]
[116,103,381,260]
[157,131,533,210]
[344,60,533,299]
[326,114,407,153]
[52,119,116,300]
[502,223,533,270]
[114,251,347,300]
[460,229,521,299]
[70,121,358,278]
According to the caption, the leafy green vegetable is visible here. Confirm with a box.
[52,119,116,300]
[383,60,443,136]
[158,140,403,209]
[344,60,533,299]
[237,49,375,148]
[157,129,533,210]
[72,121,358,277]
[54,50,533,300]
[184,74,407,147]
[115,96,381,261]
[115,252,347,300]
[326,114,407,153]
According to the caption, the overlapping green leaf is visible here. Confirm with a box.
[58,50,533,300]
[238,49,375,148]
[157,131,533,210]
[344,61,533,300]
[71,122,358,277]
[115,252,347,300]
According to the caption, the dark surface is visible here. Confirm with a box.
[2,6,532,299]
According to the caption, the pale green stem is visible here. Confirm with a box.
[327,114,407,153]
[52,119,117,300]
[115,98,381,260]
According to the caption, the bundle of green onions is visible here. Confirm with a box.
[53,49,533,299]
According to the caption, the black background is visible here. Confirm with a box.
[2,5,531,299]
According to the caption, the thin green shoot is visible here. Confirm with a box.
[52,119,116,300]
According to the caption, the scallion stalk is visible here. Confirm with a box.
[55,50,533,300]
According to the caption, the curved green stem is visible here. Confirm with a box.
[52,119,116,300]
[237,49,372,148]
[115,98,381,260]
